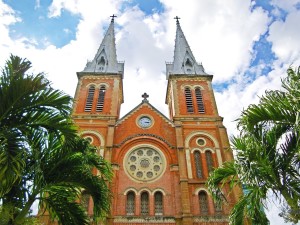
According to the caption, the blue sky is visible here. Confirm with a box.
[1,0,300,224]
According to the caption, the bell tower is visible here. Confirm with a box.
[73,15,124,119]
[72,15,124,171]
[165,17,240,225]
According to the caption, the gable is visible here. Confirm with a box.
[114,102,176,149]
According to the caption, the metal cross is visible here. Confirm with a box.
[142,93,149,102]
[110,14,117,22]
[174,16,181,25]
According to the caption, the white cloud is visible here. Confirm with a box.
[271,0,300,12]
[268,10,300,65]
[160,0,270,82]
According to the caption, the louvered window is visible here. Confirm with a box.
[96,85,106,112]
[199,191,208,214]
[85,86,95,111]
[184,88,194,113]
[141,192,149,215]
[154,192,163,215]
[194,151,203,178]
[195,88,205,113]
[206,151,214,173]
[126,191,135,215]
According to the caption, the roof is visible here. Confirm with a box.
[82,18,124,77]
[166,18,207,78]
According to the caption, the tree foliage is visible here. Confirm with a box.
[0,55,112,224]
[207,66,300,224]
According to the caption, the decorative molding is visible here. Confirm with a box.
[114,133,175,149]
[113,216,176,223]
[80,130,105,147]
[193,215,229,222]
[170,164,179,171]
[181,84,205,90]
[123,187,138,195]
[111,163,120,170]
[184,131,220,149]
[194,187,210,196]
[123,145,167,183]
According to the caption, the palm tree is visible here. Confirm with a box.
[0,55,112,224]
[207,66,300,225]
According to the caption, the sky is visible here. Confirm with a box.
[1,0,300,224]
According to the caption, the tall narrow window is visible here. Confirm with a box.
[154,192,163,215]
[195,88,205,113]
[126,191,135,215]
[205,151,214,173]
[81,192,90,212]
[96,85,106,112]
[198,191,208,214]
[184,87,194,113]
[214,200,222,213]
[194,151,203,178]
[85,86,95,111]
[141,192,149,215]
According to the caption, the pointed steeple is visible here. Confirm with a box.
[82,15,124,76]
[166,17,206,78]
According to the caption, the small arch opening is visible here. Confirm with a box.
[154,192,163,215]
[85,85,95,112]
[198,191,208,215]
[140,192,149,216]
[126,191,135,215]
[184,87,194,113]
[96,85,106,112]
[194,151,203,179]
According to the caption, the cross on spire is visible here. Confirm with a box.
[110,14,117,22]
[174,16,181,25]
[142,93,149,102]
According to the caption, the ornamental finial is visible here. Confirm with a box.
[142,93,149,102]
[174,16,180,25]
[110,14,117,23]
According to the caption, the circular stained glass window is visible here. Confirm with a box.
[197,138,206,146]
[124,147,165,182]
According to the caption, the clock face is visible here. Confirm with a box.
[138,116,152,128]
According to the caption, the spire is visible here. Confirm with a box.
[83,15,124,76]
[166,17,207,78]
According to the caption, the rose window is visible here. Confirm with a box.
[125,147,165,182]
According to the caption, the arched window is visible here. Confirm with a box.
[198,191,208,214]
[195,88,205,113]
[154,192,163,215]
[85,86,95,111]
[194,151,203,178]
[184,87,194,113]
[141,192,149,215]
[96,85,106,112]
[205,151,214,173]
[214,200,222,213]
[126,191,135,215]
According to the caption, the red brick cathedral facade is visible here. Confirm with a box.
[72,17,241,225]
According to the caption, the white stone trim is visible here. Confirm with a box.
[186,148,193,179]
[123,144,167,183]
[152,188,166,196]
[185,131,220,149]
[138,188,151,195]
[123,188,138,195]
[194,187,210,196]
[80,130,105,147]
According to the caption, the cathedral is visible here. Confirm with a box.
[71,16,241,225]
